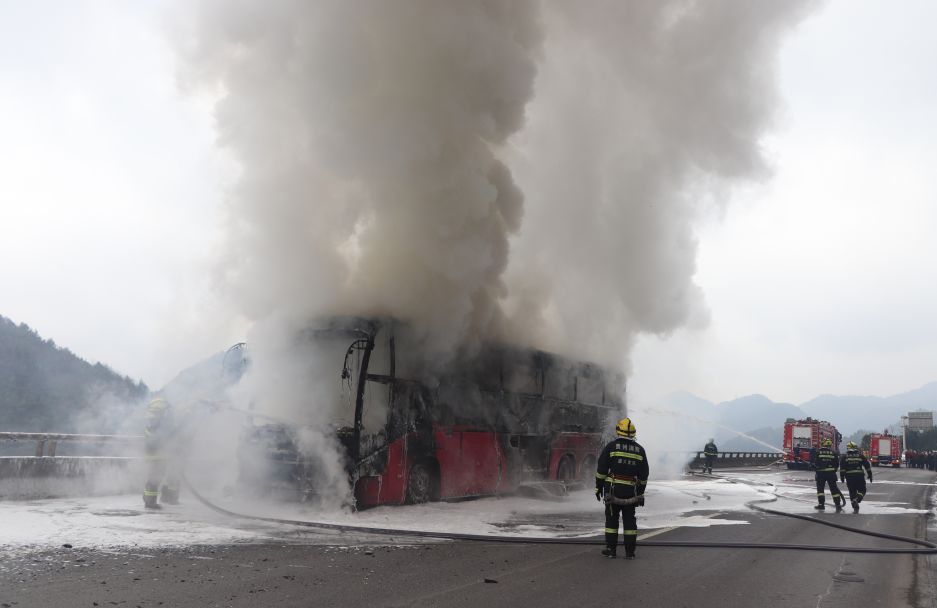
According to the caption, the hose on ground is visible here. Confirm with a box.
[181,474,937,555]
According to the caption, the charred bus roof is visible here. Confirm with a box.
[294,316,625,410]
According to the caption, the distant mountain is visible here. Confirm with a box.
[655,392,801,450]
[659,390,717,417]
[801,383,937,435]
[720,426,784,452]
[0,315,149,433]
[653,381,937,450]
[713,394,803,440]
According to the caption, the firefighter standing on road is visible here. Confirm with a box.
[703,438,718,474]
[812,438,844,511]
[596,417,649,559]
[840,441,872,513]
[142,397,181,509]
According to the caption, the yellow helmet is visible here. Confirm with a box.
[847,441,858,450]
[147,397,169,411]
[615,417,636,437]
[822,438,832,447]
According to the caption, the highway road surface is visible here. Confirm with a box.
[1,467,935,607]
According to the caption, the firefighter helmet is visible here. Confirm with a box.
[822,438,833,447]
[615,418,636,437]
[147,398,169,411]
[847,441,858,450]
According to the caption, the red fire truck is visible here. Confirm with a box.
[782,418,841,469]
[869,431,901,467]
[237,317,622,508]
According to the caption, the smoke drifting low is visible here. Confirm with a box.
[172,1,810,444]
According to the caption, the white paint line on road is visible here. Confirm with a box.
[639,512,725,540]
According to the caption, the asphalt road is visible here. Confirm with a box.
[2,467,935,608]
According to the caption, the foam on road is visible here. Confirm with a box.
[0,470,929,562]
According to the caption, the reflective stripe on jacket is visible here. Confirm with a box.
[596,437,649,494]
[812,447,839,472]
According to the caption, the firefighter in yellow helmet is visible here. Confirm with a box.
[142,397,181,509]
[595,417,649,559]
[812,437,844,511]
[839,441,872,513]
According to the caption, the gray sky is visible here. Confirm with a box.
[631,0,937,404]
[1,1,935,405]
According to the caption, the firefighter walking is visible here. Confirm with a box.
[142,397,181,509]
[703,438,718,474]
[840,441,872,513]
[596,417,649,559]
[812,438,844,511]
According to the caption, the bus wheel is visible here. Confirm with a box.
[557,456,575,483]
[582,455,597,480]
[407,463,436,504]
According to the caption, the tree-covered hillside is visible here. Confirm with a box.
[0,315,149,433]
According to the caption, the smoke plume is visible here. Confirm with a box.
[503,1,811,369]
[172,1,810,487]
[176,1,541,364]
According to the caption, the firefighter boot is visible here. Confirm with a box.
[143,486,161,509]
[851,500,859,513]
[834,497,844,512]
[160,485,180,506]
[814,502,825,510]
[601,546,617,559]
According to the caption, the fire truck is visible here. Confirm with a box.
[869,431,902,467]
[782,418,841,469]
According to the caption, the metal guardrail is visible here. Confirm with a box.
[688,451,783,469]
[693,451,783,460]
[0,432,142,457]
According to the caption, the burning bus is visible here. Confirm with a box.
[235,317,623,508]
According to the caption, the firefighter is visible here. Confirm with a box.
[703,438,718,474]
[812,438,844,511]
[839,441,872,513]
[595,417,649,559]
[142,397,181,509]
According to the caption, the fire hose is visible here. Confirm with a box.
[182,474,937,554]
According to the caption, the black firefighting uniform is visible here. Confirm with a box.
[143,399,181,508]
[840,449,872,506]
[703,442,718,473]
[596,436,649,556]
[812,446,843,507]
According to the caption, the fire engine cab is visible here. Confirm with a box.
[869,431,901,467]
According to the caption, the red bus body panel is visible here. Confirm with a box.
[354,428,604,508]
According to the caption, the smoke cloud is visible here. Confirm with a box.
[171,1,810,487]
[503,1,811,370]
[176,0,541,363]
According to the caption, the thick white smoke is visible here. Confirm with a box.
[176,0,541,366]
[504,1,812,370]
[172,1,810,490]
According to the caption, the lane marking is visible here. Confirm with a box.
[638,512,725,540]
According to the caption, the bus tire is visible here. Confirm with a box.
[581,455,597,481]
[406,462,437,504]
[557,455,575,483]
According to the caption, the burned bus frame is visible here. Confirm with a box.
[239,317,625,508]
